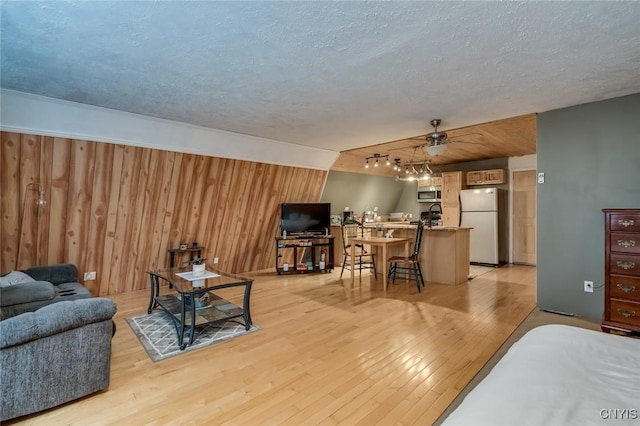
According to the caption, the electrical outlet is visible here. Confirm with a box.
[84,271,97,281]
[584,280,594,293]
[213,257,219,264]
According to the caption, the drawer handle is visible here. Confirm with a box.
[617,239,636,248]
[618,219,635,227]
[616,308,636,318]
[616,261,636,270]
[616,283,637,293]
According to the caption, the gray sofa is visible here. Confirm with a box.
[0,264,92,320]
[0,265,117,421]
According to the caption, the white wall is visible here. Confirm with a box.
[0,89,339,170]
[508,154,537,170]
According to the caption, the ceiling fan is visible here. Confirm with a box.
[422,119,449,156]
[410,119,480,156]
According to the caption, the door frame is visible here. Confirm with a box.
[508,155,537,263]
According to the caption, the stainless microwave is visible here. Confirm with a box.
[417,187,442,203]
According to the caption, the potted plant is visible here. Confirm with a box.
[190,257,206,275]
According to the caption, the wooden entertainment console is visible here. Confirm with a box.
[275,235,334,275]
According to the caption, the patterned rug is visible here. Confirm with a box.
[126,311,260,362]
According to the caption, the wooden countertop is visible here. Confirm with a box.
[362,222,471,231]
[331,223,471,231]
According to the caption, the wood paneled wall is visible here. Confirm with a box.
[1,132,327,295]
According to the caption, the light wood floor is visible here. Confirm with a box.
[8,264,536,425]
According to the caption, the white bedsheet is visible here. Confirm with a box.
[442,325,640,426]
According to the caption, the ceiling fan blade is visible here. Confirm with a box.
[448,132,483,139]
[387,140,426,151]
[447,139,480,145]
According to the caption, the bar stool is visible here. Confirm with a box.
[387,220,425,292]
[340,219,377,279]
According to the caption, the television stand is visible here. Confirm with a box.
[275,235,334,275]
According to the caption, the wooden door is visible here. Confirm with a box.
[441,171,462,206]
[441,171,463,227]
[512,170,537,264]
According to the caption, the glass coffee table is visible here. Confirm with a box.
[147,266,253,350]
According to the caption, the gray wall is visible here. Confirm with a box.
[395,181,423,220]
[537,93,640,319]
[320,170,405,217]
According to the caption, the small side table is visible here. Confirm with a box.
[168,246,205,268]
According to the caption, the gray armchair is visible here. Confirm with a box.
[0,298,117,421]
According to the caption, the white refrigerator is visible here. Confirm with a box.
[459,188,507,265]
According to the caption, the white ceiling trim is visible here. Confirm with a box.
[508,154,537,171]
[0,89,339,171]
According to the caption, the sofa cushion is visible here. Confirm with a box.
[0,281,56,307]
[0,271,35,288]
[22,264,78,286]
[56,282,92,300]
[0,281,60,320]
[0,298,117,349]
[0,264,92,321]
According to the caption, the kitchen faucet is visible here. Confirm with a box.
[427,203,442,228]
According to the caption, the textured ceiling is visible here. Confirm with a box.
[2,1,640,153]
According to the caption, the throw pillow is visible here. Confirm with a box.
[0,271,36,288]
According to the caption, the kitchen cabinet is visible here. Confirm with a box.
[441,171,465,227]
[331,225,344,266]
[441,206,460,228]
[466,169,505,186]
[602,209,640,335]
[417,176,442,187]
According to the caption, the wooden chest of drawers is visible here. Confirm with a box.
[602,209,640,333]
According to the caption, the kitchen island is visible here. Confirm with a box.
[332,222,471,285]
[380,223,471,286]
[332,223,471,286]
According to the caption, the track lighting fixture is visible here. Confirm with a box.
[363,154,390,169]
[395,160,438,182]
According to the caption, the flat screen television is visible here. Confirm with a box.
[280,203,331,235]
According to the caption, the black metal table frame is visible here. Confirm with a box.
[147,272,253,350]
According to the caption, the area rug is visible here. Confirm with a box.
[126,311,260,362]
[433,308,600,425]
